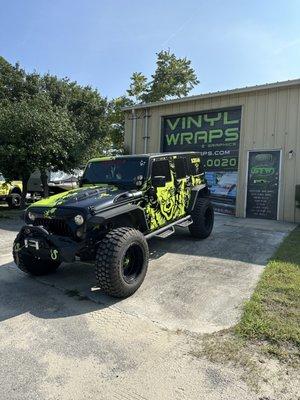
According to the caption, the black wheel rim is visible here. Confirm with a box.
[122,243,144,284]
[204,207,213,231]
[13,195,21,206]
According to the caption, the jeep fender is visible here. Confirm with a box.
[187,184,210,213]
[88,203,149,233]
[9,186,22,196]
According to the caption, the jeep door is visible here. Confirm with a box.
[145,158,176,231]
[171,155,190,219]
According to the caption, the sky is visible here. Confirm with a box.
[1,0,300,99]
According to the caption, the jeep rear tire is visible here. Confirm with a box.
[95,227,149,298]
[7,193,21,209]
[13,250,61,276]
[189,198,214,239]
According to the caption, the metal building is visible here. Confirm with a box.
[123,79,300,223]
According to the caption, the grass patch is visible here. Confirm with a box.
[235,226,300,357]
[191,332,263,391]
[191,227,300,392]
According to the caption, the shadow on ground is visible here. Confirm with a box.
[0,215,295,333]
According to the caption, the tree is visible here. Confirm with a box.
[0,56,110,202]
[0,56,40,102]
[41,74,109,150]
[127,50,199,103]
[107,96,134,151]
[0,94,78,205]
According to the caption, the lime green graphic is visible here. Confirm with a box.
[50,249,59,260]
[144,158,203,230]
[251,166,275,176]
[28,184,118,217]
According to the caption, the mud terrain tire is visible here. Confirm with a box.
[95,227,149,298]
[189,198,214,239]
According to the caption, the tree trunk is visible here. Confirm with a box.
[41,170,49,198]
[21,176,29,209]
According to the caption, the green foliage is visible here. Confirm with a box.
[0,94,78,180]
[127,50,199,103]
[41,74,109,146]
[108,96,134,151]
[127,72,148,102]
[0,56,110,198]
[0,56,41,102]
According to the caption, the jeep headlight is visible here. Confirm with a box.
[28,211,36,221]
[74,214,84,226]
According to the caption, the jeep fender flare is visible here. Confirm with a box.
[9,186,22,196]
[88,203,149,233]
[187,184,210,213]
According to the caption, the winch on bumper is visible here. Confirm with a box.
[14,225,84,263]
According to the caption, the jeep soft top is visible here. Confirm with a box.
[13,152,214,298]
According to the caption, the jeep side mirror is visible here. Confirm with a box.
[152,175,166,187]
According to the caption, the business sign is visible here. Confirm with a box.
[162,107,242,214]
[246,150,281,220]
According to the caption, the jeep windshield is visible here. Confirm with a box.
[81,158,148,189]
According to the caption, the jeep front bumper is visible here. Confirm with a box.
[14,225,84,263]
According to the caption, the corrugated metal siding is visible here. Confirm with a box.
[124,85,300,223]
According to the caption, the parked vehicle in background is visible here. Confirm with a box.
[48,169,83,194]
[0,173,22,208]
[27,169,83,199]
[13,152,214,298]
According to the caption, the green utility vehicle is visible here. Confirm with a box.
[13,152,214,298]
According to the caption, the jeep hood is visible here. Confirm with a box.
[29,185,139,212]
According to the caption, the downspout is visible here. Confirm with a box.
[143,108,149,154]
[131,108,136,155]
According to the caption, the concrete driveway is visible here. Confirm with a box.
[0,214,295,399]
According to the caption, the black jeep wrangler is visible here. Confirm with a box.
[13,152,214,298]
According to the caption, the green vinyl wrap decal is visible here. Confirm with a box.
[143,158,203,231]
[28,185,118,218]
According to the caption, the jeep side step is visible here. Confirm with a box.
[154,226,175,239]
[145,215,192,240]
[175,217,193,228]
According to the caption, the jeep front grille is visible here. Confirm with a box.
[34,218,72,237]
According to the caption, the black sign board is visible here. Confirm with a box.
[162,107,242,215]
[246,150,281,220]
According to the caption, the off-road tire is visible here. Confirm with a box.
[189,198,214,239]
[7,193,21,209]
[95,227,149,298]
[13,248,61,276]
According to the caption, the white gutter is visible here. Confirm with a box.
[131,109,136,154]
[143,108,149,153]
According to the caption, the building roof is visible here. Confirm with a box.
[122,78,300,111]
[89,152,199,161]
